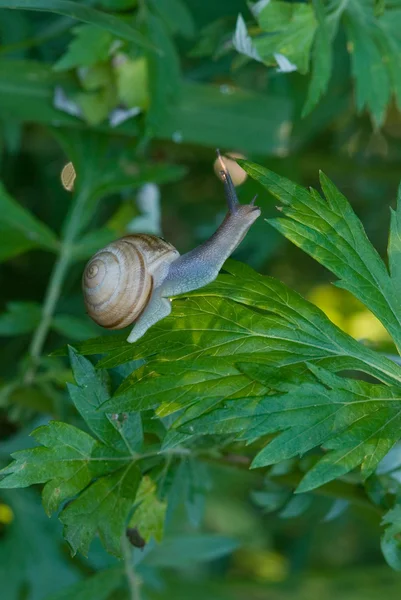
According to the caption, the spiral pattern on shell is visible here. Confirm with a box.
[82,235,179,329]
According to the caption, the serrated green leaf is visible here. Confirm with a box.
[254,0,317,74]
[67,347,121,447]
[302,0,332,115]
[107,412,144,454]
[60,461,141,557]
[180,359,401,490]
[240,159,401,354]
[344,3,391,126]
[64,257,401,393]
[0,421,130,517]
[54,24,114,71]
[68,346,144,456]
[0,0,157,51]
[103,357,267,416]
[0,422,97,489]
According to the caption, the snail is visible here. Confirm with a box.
[82,151,261,343]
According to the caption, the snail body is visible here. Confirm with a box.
[83,152,261,343]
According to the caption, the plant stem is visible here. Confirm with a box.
[25,186,91,383]
[122,535,141,600]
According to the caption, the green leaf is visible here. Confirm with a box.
[343,2,391,126]
[0,59,292,156]
[51,332,129,358]
[0,224,37,262]
[0,60,80,126]
[116,56,149,110]
[76,86,117,126]
[93,262,401,385]
[381,505,401,571]
[0,345,151,557]
[54,24,114,71]
[60,461,141,557]
[70,227,116,261]
[388,181,401,293]
[45,567,123,600]
[279,494,312,519]
[145,12,181,135]
[68,346,143,454]
[0,0,157,51]
[0,181,58,255]
[145,534,239,567]
[148,0,195,38]
[302,0,332,115]
[0,301,41,336]
[67,347,121,447]
[185,362,401,490]
[156,81,292,155]
[129,475,167,542]
[52,314,100,340]
[0,418,140,554]
[104,357,267,416]
[240,159,401,353]
[0,489,78,600]
[0,421,98,490]
[253,0,317,74]
[99,0,137,9]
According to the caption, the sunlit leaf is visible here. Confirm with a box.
[54,24,114,71]
[240,159,401,353]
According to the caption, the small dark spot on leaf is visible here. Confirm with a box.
[126,526,146,549]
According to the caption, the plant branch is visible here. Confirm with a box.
[25,186,92,384]
[122,535,142,600]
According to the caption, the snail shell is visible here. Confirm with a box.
[82,234,179,329]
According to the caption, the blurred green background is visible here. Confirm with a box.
[1,0,401,598]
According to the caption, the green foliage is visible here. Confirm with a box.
[54,24,114,71]
[254,0,317,74]
[236,0,401,125]
[0,181,59,260]
[2,0,401,596]
[0,302,42,336]
[240,160,401,352]
[0,348,144,557]
[41,168,401,567]
[0,0,154,50]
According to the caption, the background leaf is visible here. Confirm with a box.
[0,0,156,50]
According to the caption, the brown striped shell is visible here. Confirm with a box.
[82,234,179,329]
